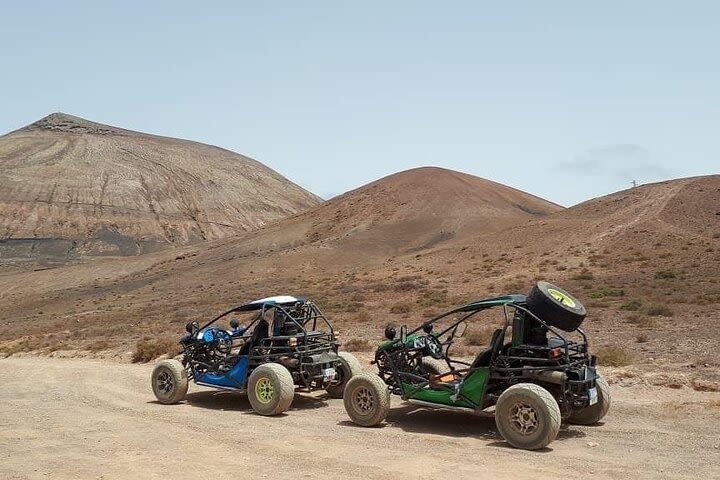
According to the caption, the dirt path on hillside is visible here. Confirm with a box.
[1,357,718,480]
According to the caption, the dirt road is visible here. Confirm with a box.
[1,357,718,480]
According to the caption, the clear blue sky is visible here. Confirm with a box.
[1,2,718,206]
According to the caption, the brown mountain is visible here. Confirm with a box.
[1,173,717,376]
[0,113,321,260]
[218,166,564,257]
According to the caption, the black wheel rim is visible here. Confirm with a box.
[156,370,174,396]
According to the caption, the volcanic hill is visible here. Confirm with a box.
[216,166,565,257]
[0,113,321,261]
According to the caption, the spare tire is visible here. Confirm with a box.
[526,281,586,331]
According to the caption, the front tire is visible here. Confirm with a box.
[327,352,363,398]
[343,373,390,427]
[495,383,561,450]
[569,374,611,425]
[247,363,295,416]
[151,359,189,404]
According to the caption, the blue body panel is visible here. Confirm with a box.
[194,356,249,389]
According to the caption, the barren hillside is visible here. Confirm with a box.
[188,166,564,257]
[0,174,718,389]
[0,113,321,263]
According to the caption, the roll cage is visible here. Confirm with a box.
[199,296,334,336]
[408,294,590,368]
[377,294,594,408]
[182,296,340,390]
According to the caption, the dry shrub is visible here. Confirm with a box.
[88,339,110,352]
[417,289,449,307]
[635,333,650,343]
[589,287,625,298]
[464,326,496,346]
[132,338,179,363]
[626,314,658,329]
[342,337,373,352]
[620,299,642,311]
[355,311,371,323]
[390,304,411,314]
[692,379,720,393]
[0,337,45,357]
[655,270,676,279]
[595,346,633,367]
[571,269,594,281]
[646,303,674,317]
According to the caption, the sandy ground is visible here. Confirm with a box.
[1,357,718,480]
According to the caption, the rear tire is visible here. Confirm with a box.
[151,359,188,404]
[343,373,390,427]
[569,374,611,425]
[419,357,449,376]
[327,352,363,398]
[247,363,295,416]
[526,281,587,331]
[495,383,561,450]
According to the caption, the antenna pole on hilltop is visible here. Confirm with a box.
[631,180,637,188]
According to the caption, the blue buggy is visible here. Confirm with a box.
[151,296,362,415]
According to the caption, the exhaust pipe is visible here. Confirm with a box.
[523,369,566,385]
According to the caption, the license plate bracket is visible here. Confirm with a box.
[588,387,598,405]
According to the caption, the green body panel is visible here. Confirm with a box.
[401,367,489,409]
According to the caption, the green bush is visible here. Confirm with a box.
[620,299,642,311]
[655,270,676,279]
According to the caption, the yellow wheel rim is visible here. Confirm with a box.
[548,288,576,308]
[255,377,275,404]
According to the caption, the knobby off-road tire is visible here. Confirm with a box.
[327,352,363,398]
[247,363,295,416]
[526,281,587,331]
[151,359,189,404]
[343,373,390,427]
[569,374,611,425]
[495,383,561,450]
[419,357,449,376]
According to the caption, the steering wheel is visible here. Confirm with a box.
[203,328,233,355]
[424,335,444,359]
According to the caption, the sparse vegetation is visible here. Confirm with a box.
[88,340,110,352]
[595,346,633,366]
[636,333,650,343]
[342,337,372,352]
[417,289,449,307]
[620,299,642,311]
[132,338,178,363]
[589,287,625,298]
[571,269,594,281]
[389,304,411,314]
[626,314,658,329]
[464,326,496,346]
[646,303,674,317]
[655,270,676,279]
